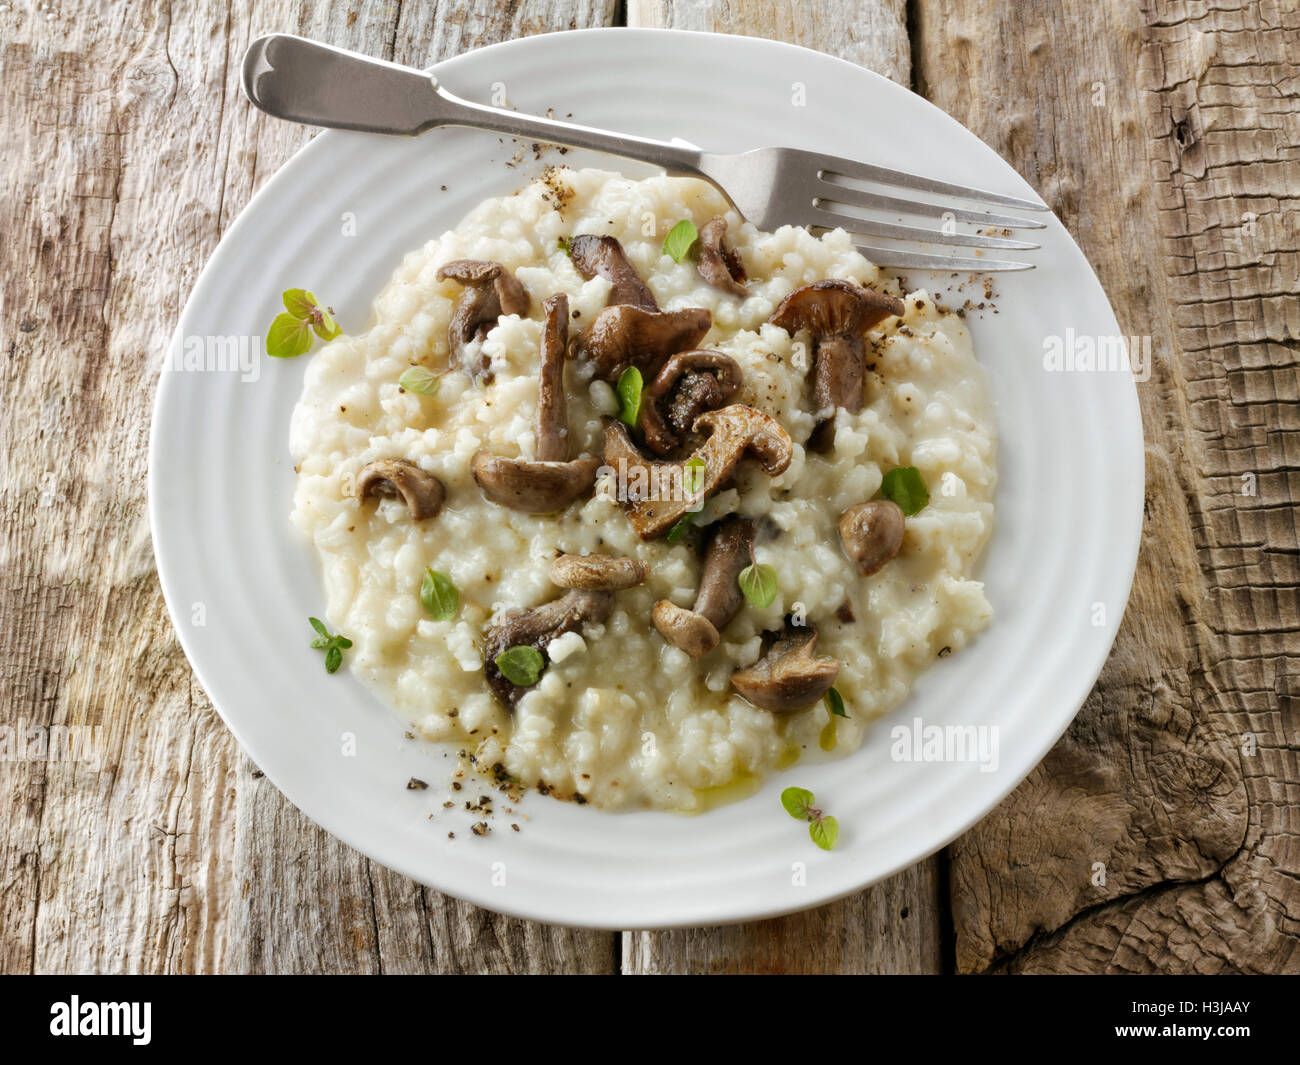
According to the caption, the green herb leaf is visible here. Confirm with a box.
[266,313,314,358]
[738,562,778,609]
[399,366,441,396]
[282,288,318,320]
[662,219,699,263]
[616,366,643,427]
[666,513,694,543]
[420,567,459,622]
[809,815,839,851]
[825,686,847,718]
[781,786,814,820]
[313,307,342,341]
[683,455,706,496]
[309,617,351,675]
[880,466,929,516]
[495,645,545,687]
[557,236,571,256]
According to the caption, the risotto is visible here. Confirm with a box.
[289,167,996,811]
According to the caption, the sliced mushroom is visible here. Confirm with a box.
[652,516,754,657]
[603,404,792,539]
[730,625,840,713]
[639,350,743,455]
[769,279,905,450]
[355,458,445,521]
[568,234,657,311]
[484,588,613,705]
[436,260,530,383]
[472,293,600,512]
[549,553,648,590]
[573,304,712,383]
[838,500,906,576]
[696,216,748,298]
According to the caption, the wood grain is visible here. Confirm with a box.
[914,0,1300,973]
[2,0,1295,975]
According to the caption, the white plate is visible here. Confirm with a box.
[150,28,1143,929]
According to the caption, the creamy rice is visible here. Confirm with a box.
[289,167,996,811]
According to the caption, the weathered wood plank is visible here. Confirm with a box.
[623,0,942,975]
[0,0,620,976]
[915,0,1300,973]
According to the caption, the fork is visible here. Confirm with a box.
[241,34,1048,271]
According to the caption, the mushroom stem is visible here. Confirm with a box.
[536,293,570,462]
[694,517,755,631]
[355,458,445,521]
[568,234,658,311]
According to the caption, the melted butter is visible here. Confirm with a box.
[819,718,838,752]
[690,770,763,812]
[776,743,802,769]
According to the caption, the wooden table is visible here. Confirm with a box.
[2,0,1295,974]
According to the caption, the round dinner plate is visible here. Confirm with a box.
[150,28,1144,928]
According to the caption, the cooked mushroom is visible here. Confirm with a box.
[483,588,613,705]
[355,458,445,521]
[838,500,905,576]
[549,553,648,590]
[568,234,658,311]
[639,350,743,455]
[730,625,840,713]
[436,259,530,383]
[472,293,600,512]
[603,405,792,539]
[769,279,905,450]
[652,516,754,657]
[696,216,748,298]
[573,304,712,383]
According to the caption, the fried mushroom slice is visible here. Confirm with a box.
[696,216,748,298]
[549,553,648,590]
[573,304,712,383]
[483,588,613,705]
[652,516,754,657]
[603,405,792,540]
[769,279,905,450]
[838,500,905,576]
[436,259,530,383]
[355,458,445,521]
[639,350,743,456]
[568,234,658,311]
[730,625,840,713]
[472,293,600,512]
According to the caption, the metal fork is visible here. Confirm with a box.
[241,34,1048,271]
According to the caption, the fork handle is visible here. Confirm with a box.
[242,35,708,178]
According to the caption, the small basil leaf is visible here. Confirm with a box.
[324,645,342,674]
[312,307,342,341]
[420,567,459,622]
[666,513,694,543]
[662,219,699,263]
[825,687,847,718]
[880,466,929,516]
[616,366,643,427]
[282,288,317,319]
[810,816,839,851]
[309,617,330,638]
[738,562,778,609]
[266,313,313,358]
[495,645,545,687]
[781,786,813,821]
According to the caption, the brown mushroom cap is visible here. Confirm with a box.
[471,293,600,512]
[436,260,530,383]
[770,280,904,450]
[568,235,658,311]
[639,350,743,455]
[573,305,713,383]
[549,553,648,590]
[355,458,445,521]
[603,404,793,539]
[484,588,614,705]
[730,626,840,713]
[838,500,906,576]
[696,216,748,298]
[651,599,720,658]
